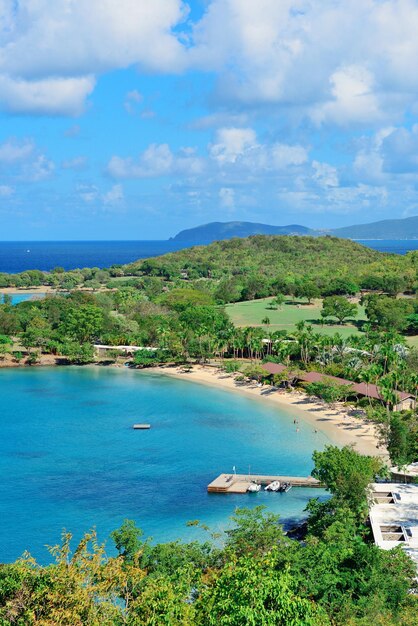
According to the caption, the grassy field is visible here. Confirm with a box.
[224,297,418,346]
[224,297,366,338]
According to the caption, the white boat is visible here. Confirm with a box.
[279,482,292,493]
[264,480,281,492]
[247,482,261,493]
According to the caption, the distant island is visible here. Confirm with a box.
[170,215,418,244]
[170,221,314,243]
[331,215,418,240]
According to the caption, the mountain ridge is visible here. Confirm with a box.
[170,216,418,243]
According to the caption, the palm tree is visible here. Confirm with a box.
[359,368,374,407]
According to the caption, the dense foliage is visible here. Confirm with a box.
[0,447,416,625]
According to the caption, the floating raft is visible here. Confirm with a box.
[207,473,321,494]
[132,424,151,430]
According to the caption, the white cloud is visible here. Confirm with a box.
[107,143,204,179]
[312,161,339,188]
[103,184,124,206]
[0,185,14,197]
[190,0,418,126]
[210,127,257,163]
[0,0,187,114]
[209,127,309,171]
[77,183,99,204]
[311,65,381,126]
[0,137,54,182]
[21,155,55,182]
[0,75,95,116]
[61,156,88,171]
[124,89,144,115]
[3,0,418,123]
[271,144,308,168]
[0,138,34,163]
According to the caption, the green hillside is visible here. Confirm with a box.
[127,235,415,303]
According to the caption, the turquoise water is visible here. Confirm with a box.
[0,367,329,563]
[1,293,45,305]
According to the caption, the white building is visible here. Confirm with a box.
[369,483,418,572]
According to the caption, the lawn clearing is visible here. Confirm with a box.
[224,297,366,337]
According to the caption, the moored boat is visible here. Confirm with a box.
[264,480,281,492]
[247,482,261,493]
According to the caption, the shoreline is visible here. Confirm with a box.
[0,356,388,459]
[146,365,388,459]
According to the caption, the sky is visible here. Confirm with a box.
[2,1,418,240]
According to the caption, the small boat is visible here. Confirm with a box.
[247,482,261,493]
[132,424,151,430]
[264,480,281,492]
[279,482,292,493]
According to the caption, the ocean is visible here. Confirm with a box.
[0,239,417,274]
[0,240,189,274]
[0,367,329,563]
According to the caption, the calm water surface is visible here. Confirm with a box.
[0,367,329,563]
[0,239,417,273]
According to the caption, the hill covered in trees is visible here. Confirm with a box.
[127,235,416,303]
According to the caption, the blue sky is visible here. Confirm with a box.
[2,0,418,239]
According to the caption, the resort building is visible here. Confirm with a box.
[368,483,418,573]
[261,362,415,411]
[390,462,418,484]
[93,345,157,356]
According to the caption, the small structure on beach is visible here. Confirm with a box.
[261,362,415,411]
[94,345,157,357]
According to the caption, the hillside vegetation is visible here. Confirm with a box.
[126,236,416,304]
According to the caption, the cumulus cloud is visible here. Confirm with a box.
[0,75,95,116]
[107,144,204,179]
[312,161,339,188]
[0,138,34,163]
[0,137,54,182]
[190,0,418,126]
[0,0,187,114]
[209,127,309,171]
[2,0,418,123]
[0,185,14,197]
[103,184,124,206]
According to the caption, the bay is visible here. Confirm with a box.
[0,366,329,563]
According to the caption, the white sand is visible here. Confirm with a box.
[148,365,388,460]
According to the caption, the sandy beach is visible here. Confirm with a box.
[148,364,388,460]
[0,286,55,294]
[0,355,388,459]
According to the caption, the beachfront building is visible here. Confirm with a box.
[369,483,418,573]
[93,345,157,357]
[390,462,418,484]
[261,362,415,411]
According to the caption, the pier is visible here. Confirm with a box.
[207,473,321,494]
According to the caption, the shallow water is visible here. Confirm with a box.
[0,367,329,563]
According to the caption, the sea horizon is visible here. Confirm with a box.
[0,238,417,274]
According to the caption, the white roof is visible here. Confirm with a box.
[390,462,418,478]
[369,483,418,570]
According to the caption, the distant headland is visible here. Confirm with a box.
[170,215,418,244]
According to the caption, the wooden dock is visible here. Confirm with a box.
[207,473,321,494]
